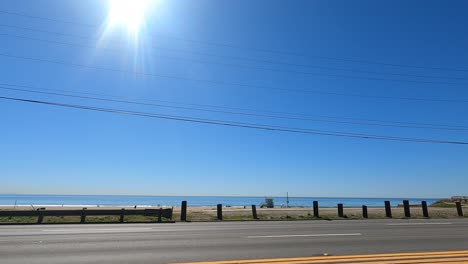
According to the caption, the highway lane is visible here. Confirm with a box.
[0,219,467,264]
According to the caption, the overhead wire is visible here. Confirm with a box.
[2,82,466,130]
[1,35,466,86]
[2,84,467,131]
[1,9,468,73]
[0,25,466,82]
[1,52,468,105]
[1,9,468,141]
[1,95,467,145]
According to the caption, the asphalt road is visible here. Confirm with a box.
[0,219,467,264]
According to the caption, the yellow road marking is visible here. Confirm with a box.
[173,250,468,264]
[258,257,468,264]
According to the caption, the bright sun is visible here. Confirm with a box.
[108,0,152,33]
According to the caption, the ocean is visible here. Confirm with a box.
[0,194,442,208]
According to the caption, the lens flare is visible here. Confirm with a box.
[108,0,151,33]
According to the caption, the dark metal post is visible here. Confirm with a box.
[313,201,319,218]
[362,205,368,218]
[217,204,223,220]
[119,208,125,223]
[158,208,163,223]
[337,203,344,217]
[384,201,392,218]
[251,205,258,219]
[421,201,429,218]
[80,208,87,223]
[403,200,411,218]
[456,202,464,217]
[37,209,43,224]
[180,201,187,222]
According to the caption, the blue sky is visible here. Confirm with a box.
[0,0,467,198]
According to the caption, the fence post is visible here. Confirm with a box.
[384,201,392,218]
[456,202,464,217]
[217,204,223,220]
[362,205,368,218]
[157,208,163,223]
[37,209,44,224]
[403,200,411,218]
[119,208,125,223]
[337,203,344,218]
[421,201,429,218]
[251,205,258,219]
[80,208,87,223]
[313,201,319,218]
[181,201,187,222]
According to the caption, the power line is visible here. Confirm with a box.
[0,10,97,27]
[1,95,467,145]
[2,35,467,86]
[1,52,468,104]
[2,84,467,131]
[2,82,465,130]
[1,25,467,82]
[1,9,467,73]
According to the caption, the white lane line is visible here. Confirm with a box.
[247,233,362,238]
[41,228,153,233]
[387,223,453,226]
[40,228,208,232]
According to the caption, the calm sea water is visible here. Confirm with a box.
[0,194,441,208]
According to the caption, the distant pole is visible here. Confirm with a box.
[456,202,463,217]
[337,203,344,218]
[421,201,429,218]
[217,204,223,220]
[384,201,392,218]
[313,201,319,218]
[286,192,289,208]
[180,201,187,222]
[403,200,411,218]
[362,205,368,218]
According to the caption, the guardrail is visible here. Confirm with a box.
[1,200,464,224]
[178,200,464,221]
[0,208,172,224]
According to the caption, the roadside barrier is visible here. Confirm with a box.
[3,200,465,224]
[0,208,172,224]
[313,201,319,218]
[421,201,429,217]
[362,205,368,218]
[337,203,344,218]
[403,200,411,218]
[385,201,392,218]
[456,202,464,216]
[217,204,223,220]
[251,205,258,219]
[180,201,187,222]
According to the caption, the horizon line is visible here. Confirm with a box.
[0,193,447,200]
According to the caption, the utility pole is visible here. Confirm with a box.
[286,192,289,208]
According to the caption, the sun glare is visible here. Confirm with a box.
[108,0,152,33]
